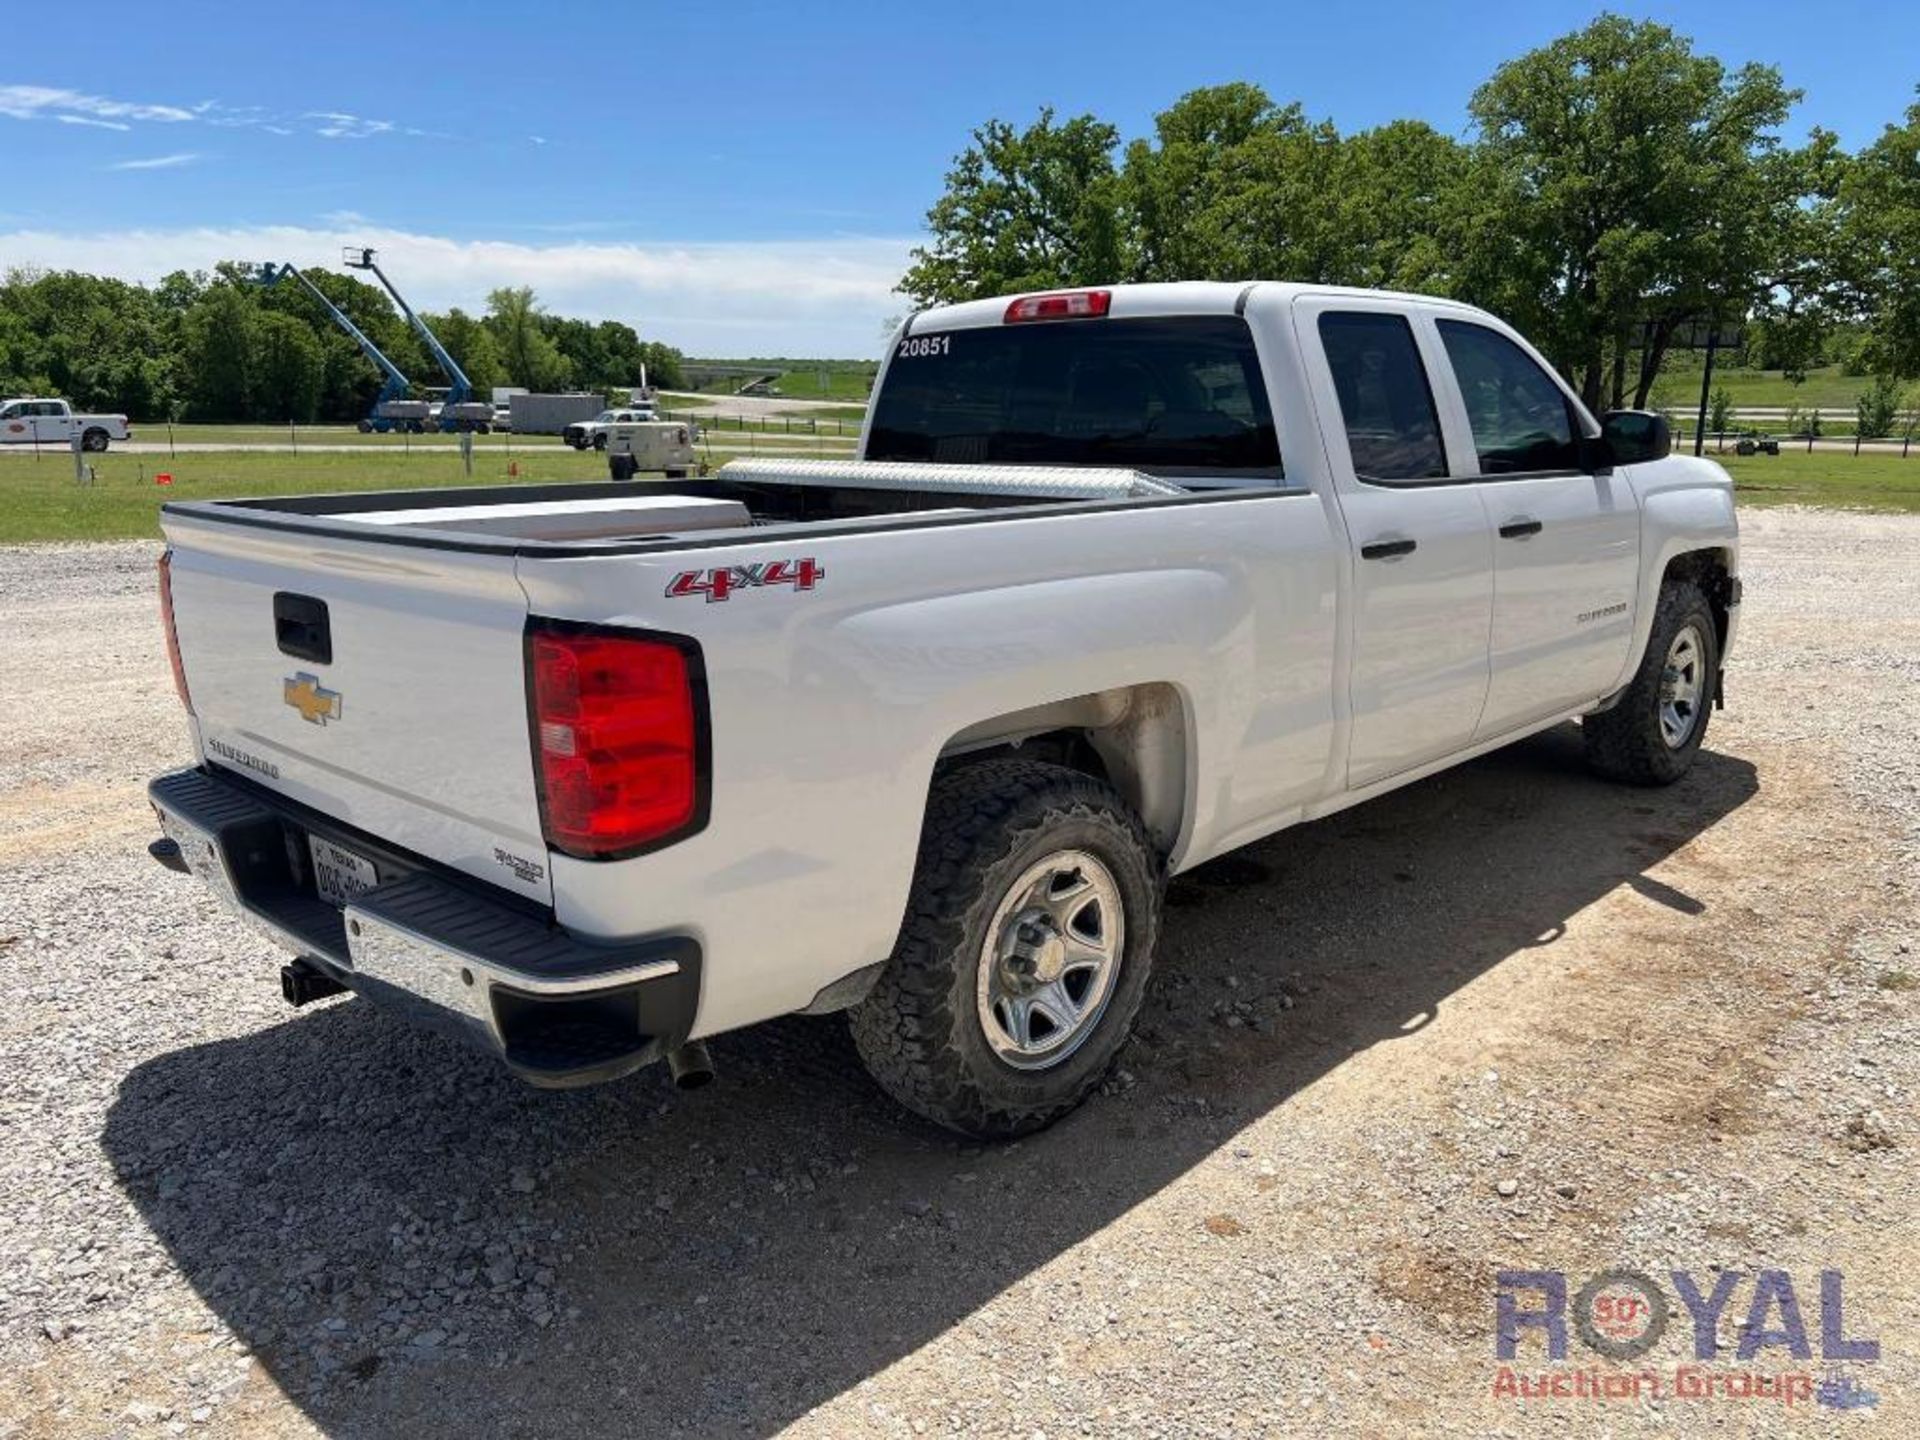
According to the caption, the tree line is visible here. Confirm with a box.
[900,15,1920,411]
[0,265,686,423]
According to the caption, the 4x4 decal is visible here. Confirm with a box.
[666,557,826,603]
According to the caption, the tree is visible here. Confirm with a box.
[899,109,1126,306]
[1835,96,1920,377]
[1855,374,1907,439]
[1461,15,1806,409]
[422,307,506,395]
[252,311,325,422]
[485,286,572,390]
[180,284,258,420]
[1709,386,1734,437]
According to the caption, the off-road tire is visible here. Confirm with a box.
[1583,579,1718,785]
[850,759,1162,1138]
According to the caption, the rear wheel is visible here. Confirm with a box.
[1583,579,1718,785]
[81,428,109,452]
[850,759,1162,1138]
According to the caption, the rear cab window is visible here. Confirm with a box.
[1317,311,1448,483]
[866,315,1282,482]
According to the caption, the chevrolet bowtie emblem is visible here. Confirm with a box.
[283,672,342,725]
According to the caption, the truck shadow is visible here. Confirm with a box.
[102,725,1757,1438]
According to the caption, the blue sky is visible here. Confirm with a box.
[5,0,1915,356]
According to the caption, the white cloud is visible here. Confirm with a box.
[0,222,915,356]
[1,86,422,143]
[305,111,395,140]
[107,152,202,171]
[0,85,195,125]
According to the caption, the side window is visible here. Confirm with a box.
[1317,312,1447,482]
[1437,320,1584,474]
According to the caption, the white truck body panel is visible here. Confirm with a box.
[153,279,1739,1072]
[0,397,131,446]
[162,518,553,905]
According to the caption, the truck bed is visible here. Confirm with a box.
[163,460,1201,554]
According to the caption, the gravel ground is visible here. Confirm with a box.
[0,508,1915,1438]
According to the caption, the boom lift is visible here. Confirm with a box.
[250,263,432,433]
[344,247,493,432]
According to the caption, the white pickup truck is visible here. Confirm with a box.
[563,407,656,451]
[147,282,1739,1137]
[0,397,131,451]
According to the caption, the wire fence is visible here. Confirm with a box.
[658,410,863,439]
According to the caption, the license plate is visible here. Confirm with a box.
[309,834,380,907]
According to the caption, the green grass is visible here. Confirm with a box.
[772,403,868,423]
[1722,449,1920,513]
[1653,362,1880,413]
[680,360,877,403]
[0,447,758,544]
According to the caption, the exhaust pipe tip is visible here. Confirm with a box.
[666,1040,715,1091]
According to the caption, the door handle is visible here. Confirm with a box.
[1499,518,1544,539]
[1360,538,1418,561]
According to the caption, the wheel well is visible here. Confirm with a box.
[1662,548,1735,657]
[935,683,1189,855]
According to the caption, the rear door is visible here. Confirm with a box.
[161,513,550,905]
[34,403,74,444]
[1298,297,1494,788]
[1429,319,1641,737]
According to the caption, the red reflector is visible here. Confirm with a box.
[528,624,708,858]
[158,550,192,714]
[1003,289,1112,323]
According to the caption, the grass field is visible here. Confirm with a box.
[0,449,702,544]
[680,361,878,403]
[1654,361,1903,413]
[6,443,1914,545]
[1722,449,1920,513]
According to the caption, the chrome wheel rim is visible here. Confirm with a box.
[1658,624,1706,749]
[976,850,1124,1071]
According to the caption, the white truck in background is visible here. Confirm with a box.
[0,397,131,451]
[564,406,658,451]
[146,281,1739,1138]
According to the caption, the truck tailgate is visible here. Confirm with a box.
[161,513,550,906]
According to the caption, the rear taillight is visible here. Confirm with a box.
[157,550,192,714]
[527,622,708,859]
[1004,289,1112,323]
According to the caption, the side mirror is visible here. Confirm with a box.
[1600,409,1672,466]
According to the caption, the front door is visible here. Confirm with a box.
[1429,320,1641,737]
[1299,299,1494,789]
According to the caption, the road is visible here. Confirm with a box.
[0,509,1915,1437]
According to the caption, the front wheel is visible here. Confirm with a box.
[850,759,1162,1138]
[1583,579,1718,785]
